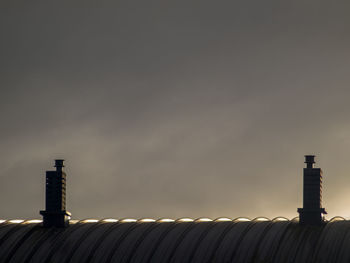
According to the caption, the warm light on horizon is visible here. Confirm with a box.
[177,218,194,222]
[8,219,24,224]
[139,218,156,222]
[82,219,99,223]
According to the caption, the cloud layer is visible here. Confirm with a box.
[1,1,350,220]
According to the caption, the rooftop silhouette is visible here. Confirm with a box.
[1,155,350,263]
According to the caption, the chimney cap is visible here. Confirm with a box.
[304,155,316,169]
[304,155,315,164]
[54,159,65,168]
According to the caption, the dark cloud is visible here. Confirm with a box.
[1,1,350,220]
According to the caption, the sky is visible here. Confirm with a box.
[1,1,350,220]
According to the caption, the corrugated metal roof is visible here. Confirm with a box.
[0,217,350,263]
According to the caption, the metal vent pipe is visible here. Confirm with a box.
[40,159,71,227]
[297,155,327,225]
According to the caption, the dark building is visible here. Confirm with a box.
[0,156,349,263]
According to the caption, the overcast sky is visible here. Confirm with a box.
[1,1,350,220]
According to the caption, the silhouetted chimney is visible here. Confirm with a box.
[298,155,327,225]
[40,160,71,227]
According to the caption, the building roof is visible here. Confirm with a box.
[1,217,350,263]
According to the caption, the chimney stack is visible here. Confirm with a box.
[298,155,327,225]
[40,160,71,227]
